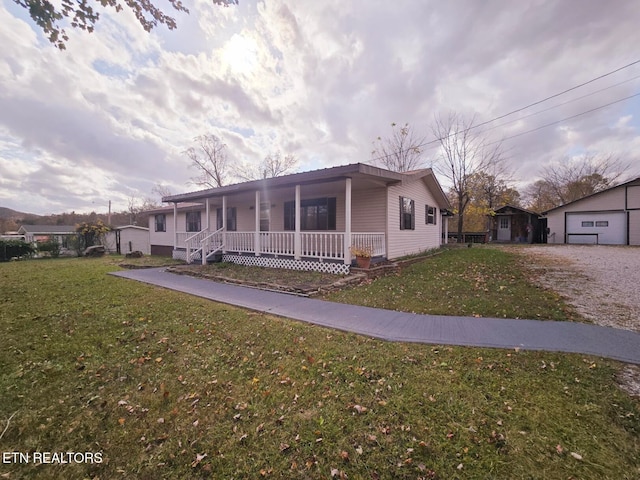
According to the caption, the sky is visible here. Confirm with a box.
[1,0,640,216]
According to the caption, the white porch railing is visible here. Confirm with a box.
[351,232,386,257]
[176,231,385,262]
[259,232,295,256]
[226,232,254,253]
[185,227,224,264]
[301,232,345,260]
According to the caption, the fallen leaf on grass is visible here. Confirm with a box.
[191,453,207,468]
[570,452,583,461]
[352,404,368,414]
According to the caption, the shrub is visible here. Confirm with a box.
[0,239,35,261]
[37,239,61,257]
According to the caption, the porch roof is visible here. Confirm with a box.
[163,163,448,205]
[492,205,540,216]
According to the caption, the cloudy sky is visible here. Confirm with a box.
[1,0,640,215]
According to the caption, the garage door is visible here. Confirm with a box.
[566,212,627,245]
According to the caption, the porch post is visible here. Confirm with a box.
[205,198,210,231]
[344,177,352,264]
[294,184,301,260]
[173,202,178,249]
[444,214,449,245]
[254,190,261,256]
[222,195,227,254]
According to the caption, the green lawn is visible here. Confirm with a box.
[0,255,638,479]
[326,246,578,321]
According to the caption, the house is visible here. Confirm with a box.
[543,177,640,245]
[17,225,77,248]
[148,163,451,274]
[104,225,150,254]
[489,205,543,244]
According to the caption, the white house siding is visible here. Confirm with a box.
[351,187,387,232]
[386,178,442,259]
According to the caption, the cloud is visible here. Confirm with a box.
[1,0,639,215]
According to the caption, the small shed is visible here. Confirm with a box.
[104,225,150,254]
[489,205,543,244]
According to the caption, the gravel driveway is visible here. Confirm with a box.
[519,245,640,332]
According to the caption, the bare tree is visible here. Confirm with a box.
[237,152,298,181]
[371,122,426,172]
[185,135,229,188]
[151,183,172,200]
[431,112,504,241]
[523,179,562,213]
[534,154,629,208]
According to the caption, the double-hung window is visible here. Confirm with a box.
[425,205,437,225]
[216,207,237,231]
[284,197,337,231]
[400,197,415,230]
[155,214,166,232]
[186,211,201,232]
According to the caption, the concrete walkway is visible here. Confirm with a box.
[110,268,640,365]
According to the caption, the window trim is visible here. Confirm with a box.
[185,211,201,232]
[425,205,437,225]
[284,197,337,231]
[216,207,237,231]
[154,213,166,232]
[400,196,415,230]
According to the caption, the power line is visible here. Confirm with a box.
[471,58,640,130]
[484,73,640,133]
[486,92,640,146]
[370,59,640,165]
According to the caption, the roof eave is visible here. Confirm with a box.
[163,163,406,203]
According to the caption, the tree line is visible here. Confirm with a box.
[370,115,631,237]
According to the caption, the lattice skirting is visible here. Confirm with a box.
[172,249,201,262]
[223,254,350,275]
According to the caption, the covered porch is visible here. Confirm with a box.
[165,165,401,273]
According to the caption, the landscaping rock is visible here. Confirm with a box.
[83,245,106,257]
[125,251,144,258]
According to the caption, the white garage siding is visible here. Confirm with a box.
[566,212,627,245]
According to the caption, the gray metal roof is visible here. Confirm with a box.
[17,225,77,234]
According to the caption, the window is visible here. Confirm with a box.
[400,197,415,230]
[186,211,201,232]
[595,221,609,227]
[499,217,509,229]
[155,214,166,232]
[260,203,270,232]
[581,221,594,227]
[216,207,237,231]
[425,205,437,225]
[284,198,337,231]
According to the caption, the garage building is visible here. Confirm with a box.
[544,177,640,245]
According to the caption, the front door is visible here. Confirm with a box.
[497,216,511,241]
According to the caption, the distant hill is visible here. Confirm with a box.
[0,206,151,233]
[0,207,33,220]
